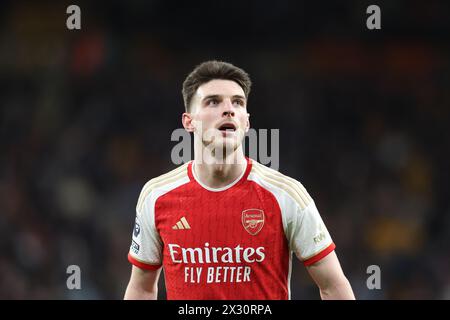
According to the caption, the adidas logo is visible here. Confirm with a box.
[172,216,191,230]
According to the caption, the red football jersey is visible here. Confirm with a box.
[128,158,335,299]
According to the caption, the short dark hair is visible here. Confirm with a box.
[182,60,252,112]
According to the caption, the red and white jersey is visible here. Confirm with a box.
[128,158,335,300]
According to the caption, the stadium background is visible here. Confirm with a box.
[1,0,449,299]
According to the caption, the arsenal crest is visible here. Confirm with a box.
[242,209,265,235]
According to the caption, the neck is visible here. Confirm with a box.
[193,143,247,189]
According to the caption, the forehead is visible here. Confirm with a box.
[195,79,245,99]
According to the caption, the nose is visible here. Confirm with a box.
[222,98,235,117]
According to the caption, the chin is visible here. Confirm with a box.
[211,139,239,157]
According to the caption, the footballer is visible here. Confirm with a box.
[124,61,355,300]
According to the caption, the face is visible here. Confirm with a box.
[183,79,250,155]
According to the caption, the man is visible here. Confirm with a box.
[124,60,355,300]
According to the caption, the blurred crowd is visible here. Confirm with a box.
[0,0,449,299]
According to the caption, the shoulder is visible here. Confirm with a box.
[136,162,190,211]
[249,160,313,210]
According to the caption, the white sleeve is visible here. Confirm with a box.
[286,200,335,266]
[128,191,163,270]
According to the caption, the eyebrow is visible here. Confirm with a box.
[202,94,246,101]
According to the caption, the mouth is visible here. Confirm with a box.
[217,122,237,132]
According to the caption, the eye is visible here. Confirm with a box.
[207,99,219,106]
[233,99,245,107]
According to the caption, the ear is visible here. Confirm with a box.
[182,112,195,132]
[245,113,250,133]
